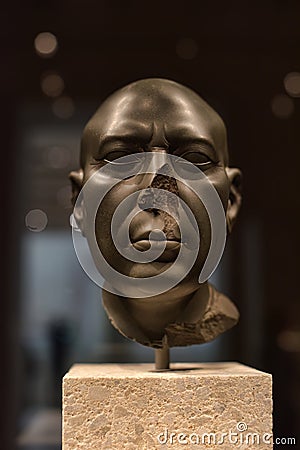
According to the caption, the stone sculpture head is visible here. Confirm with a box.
[70,78,242,365]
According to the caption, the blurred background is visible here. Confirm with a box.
[1,1,300,449]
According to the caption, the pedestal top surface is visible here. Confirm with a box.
[64,362,271,379]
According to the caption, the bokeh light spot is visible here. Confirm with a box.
[34,32,58,58]
[25,209,48,232]
[41,72,64,97]
[284,72,300,97]
[271,94,294,119]
[277,330,300,352]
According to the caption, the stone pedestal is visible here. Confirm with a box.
[63,362,272,449]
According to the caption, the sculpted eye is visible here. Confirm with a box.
[104,150,133,163]
[172,151,216,180]
[181,151,213,166]
[101,150,144,179]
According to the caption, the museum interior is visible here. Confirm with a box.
[1,1,300,448]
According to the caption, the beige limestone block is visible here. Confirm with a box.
[63,362,272,450]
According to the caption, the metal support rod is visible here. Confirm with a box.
[155,345,170,370]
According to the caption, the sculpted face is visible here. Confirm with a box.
[71,79,242,299]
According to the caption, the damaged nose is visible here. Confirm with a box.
[137,163,179,214]
[137,164,181,240]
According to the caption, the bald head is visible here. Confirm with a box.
[80,78,229,168]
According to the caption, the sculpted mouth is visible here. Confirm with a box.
[132,239,181,251]
[131,230,181,262]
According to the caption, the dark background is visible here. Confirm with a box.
[1,1,300,449]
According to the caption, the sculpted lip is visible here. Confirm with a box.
[131,232,181,262]
[130,227,180,243]
[132,239,181,252]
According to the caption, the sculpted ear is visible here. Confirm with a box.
[225,167,242,233]
[69,169,84,233]
[69,169,84,205]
